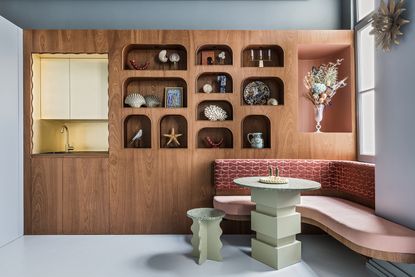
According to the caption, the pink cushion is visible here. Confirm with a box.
[213,195,255,216]
[297,196,415,254]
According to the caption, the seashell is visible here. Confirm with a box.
[144,95,161,108]
[203,84,213,93]
[204,105,228,121]
[125,93,146,108]
[158,50,168,63]
[267,98,278,106]
[169,53,180,63]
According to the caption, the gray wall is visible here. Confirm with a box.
[0,15,23,247]
[375,0,415,230]
[0,0,344,30]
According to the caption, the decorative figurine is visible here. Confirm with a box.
[205,137,224,148]
[203,84,213,94]
[217,51,226,65]
[217,75,227,93]
[169,53,180,69]
[158,50,168,63]
[163,128,182,147]
[129,129,143,148]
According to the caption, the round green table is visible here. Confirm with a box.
[234,177,321,270]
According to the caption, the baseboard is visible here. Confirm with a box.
[366,259,413,277]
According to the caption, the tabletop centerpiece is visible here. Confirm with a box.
[304,59,348,132]
[259,166,289,184]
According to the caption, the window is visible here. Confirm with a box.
[355,0,375,162]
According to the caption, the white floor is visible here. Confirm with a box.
[0,235,376,277]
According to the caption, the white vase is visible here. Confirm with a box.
[314,104,325,133]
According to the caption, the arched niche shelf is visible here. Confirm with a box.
[241,77,284,106]
[124,115,151,148]
[123,44,187,70]
[196,72,233,94]
[160,115,188,148]
[242,45,284,67]
[196,44,233,65]
[197,128,233,149]
[123,77,187,108]
[242,115,271,149]
[197,100,233,121]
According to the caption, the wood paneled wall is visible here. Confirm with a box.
[24,30,356,234]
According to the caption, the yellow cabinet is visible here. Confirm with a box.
[40,58,70,119]
[40,55,108,120]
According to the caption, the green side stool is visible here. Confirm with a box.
[187,208,225,264]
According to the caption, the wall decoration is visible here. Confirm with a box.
[158,50,168,63]
[202,84,213,94]
[165,87,184,108]
[201,51,216,65]
[247,132,264,149]
[125,93,146,108]
[144,95,161,108]
[129,129,143,147]
[303,59,348,132]
[169,53,180,69]
[371,0,410,52]
[204,105,228,121]
[267,98,278,106]
[163,128,182,147]
[243,81,270,105]
[129,59,150,70]
[204,137,224,148]
[217,75,227,93]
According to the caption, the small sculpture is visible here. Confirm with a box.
[267,98,278,106]
[217,51,226,64]
[158,50,168,63]
[169,53,180,69]
[129,129,143,147]
[163,128,183,147]
[129,60,149,70]
[217,75,227,93]
[144,95,161,108]
[203,84,213,93]
[204,105,228,121]
[205,137,224,148]
[125,93,146,108]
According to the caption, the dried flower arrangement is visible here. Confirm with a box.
[303,59,348,106]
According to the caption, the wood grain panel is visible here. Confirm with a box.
[31,157,63,234]
[62,157,109,234]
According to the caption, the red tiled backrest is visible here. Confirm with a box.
[214,159,375,208]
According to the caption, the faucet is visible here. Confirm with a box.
[60,125,74,152]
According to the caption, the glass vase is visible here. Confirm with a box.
[314,104,325,133]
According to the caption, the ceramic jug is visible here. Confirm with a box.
[247,132,264,149]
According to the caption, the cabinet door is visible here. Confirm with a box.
[62,157,109,234]
[40,59,70,119]
[31,157,63,234]
[70,59,108,119]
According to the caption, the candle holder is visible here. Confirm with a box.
[250,48,272,68]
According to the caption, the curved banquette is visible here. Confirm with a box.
[213,159,415,263]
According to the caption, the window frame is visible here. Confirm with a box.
[355,1,376,163]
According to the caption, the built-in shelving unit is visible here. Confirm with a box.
[197,128,233,149]
[124,115,151,148]
[298,44,352,133]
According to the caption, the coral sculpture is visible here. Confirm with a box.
[204,105,228,121]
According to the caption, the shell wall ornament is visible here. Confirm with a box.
[124,93,146,108]
[370,0,410,52]
[204,105,228,121]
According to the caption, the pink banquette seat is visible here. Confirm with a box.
[213,159,415,263]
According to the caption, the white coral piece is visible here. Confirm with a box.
[204,105,228,121]
[125,93,146,108]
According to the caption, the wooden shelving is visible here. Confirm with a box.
[197,100,233,121]
[124,115,151,148]
[197,128,233,149]
[242,45,284,67]
[298,44,352,133]
[242,115,271,149]
[160,115,188,148]
[123,77,187,108]
[196,72,233,94]
[123,44,187,70]
[196,45,233,65]
[241,77,284,106]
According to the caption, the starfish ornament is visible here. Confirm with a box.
[163,128,182,147]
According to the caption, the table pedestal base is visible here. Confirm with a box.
[251,188,302,269]
[190,219,223,264]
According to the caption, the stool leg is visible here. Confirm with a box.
[206,219,223,262]
[191,219,208,264]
